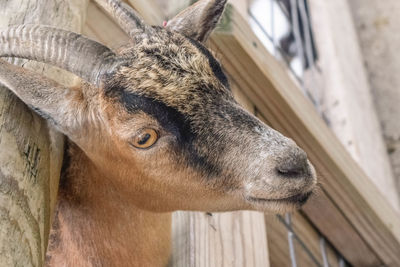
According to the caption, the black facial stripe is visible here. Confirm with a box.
[105,86,221,178]
[187,38,230,88]
[123,91,192,142]
[107,85,193,142]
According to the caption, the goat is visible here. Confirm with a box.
[0,0,317,265]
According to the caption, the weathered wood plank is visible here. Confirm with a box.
[209,5,400,266]
[171,211,269,267]
[307,0,399,212]
[0,0,88,265]
[228,0,248,19]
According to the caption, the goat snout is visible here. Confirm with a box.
[275,145,309,178]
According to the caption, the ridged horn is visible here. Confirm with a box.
[0,25,119,87]
[94,0,148,38]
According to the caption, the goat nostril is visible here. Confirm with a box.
[277,164,306,177]
[276,148,309,178]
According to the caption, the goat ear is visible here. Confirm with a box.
[0,59,90,138]
[167,0,227,43]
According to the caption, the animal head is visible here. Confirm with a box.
[0,0,316,213]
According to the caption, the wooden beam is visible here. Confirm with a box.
[307,0,399,212]
[0,0,88,265]
[229,0,249,19]
[210,4,400,266]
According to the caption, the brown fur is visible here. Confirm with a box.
[0,0,318,266]
[46,143,172,266]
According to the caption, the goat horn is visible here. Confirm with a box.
[0,25,119,87]
[93,0,149,38]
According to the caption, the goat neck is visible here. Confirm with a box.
[46,142,172,266]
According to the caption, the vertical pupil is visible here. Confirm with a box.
[138,133,151,145]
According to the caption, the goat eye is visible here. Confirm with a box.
[131,129,158,149]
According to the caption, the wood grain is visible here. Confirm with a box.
[171,211,269,267]
[0,0,88,266]
[307,0,399,211]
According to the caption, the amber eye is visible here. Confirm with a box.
[131,129,158,149]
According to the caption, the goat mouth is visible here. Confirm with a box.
[247,191,312,206]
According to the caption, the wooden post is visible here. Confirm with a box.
[306,0,400,211]
[0,1,88,266]
[171,211,269,267]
